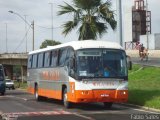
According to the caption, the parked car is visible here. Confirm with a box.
[5,79,15,90]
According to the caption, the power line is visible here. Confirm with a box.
[13,24,32,52]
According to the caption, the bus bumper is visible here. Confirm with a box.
[69,90,128,103]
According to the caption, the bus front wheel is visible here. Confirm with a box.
[63,88,71,108]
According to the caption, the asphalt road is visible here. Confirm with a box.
[0,90,159,120]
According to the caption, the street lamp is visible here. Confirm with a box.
[8,10,35,51]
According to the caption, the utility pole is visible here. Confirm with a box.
[49,3,53,40]
[32,21,34,51]
[146,0,149,49]
[117,0,123,47]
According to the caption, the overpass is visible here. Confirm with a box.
[0,53,28,81]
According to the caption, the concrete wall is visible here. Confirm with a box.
[155,34,160,50]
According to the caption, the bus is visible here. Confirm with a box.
[27,40,132,108]
[0,64,6,95]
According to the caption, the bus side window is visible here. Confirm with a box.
[65,48,74,65]
[32,54,38,68]
[58,48,67,66]
[51,50,58,67]
[38,52,44,68]
[28,55,32,69]
[65,48,75,74]
[44,51,51,67]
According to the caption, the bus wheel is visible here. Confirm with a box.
[63,88,71,108]
[104,102,113,109]
[35,86,43,101]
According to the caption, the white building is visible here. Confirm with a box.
[140,33,160,50]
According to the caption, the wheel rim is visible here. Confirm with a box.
[35,89,38,99]
[64,92,67,106]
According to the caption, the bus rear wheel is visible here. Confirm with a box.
[104,102,113,109]
[63,88,71,108]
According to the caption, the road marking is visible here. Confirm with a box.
[1,110,96,120]
[1,110,72,120]
[73,113,95,120]
[13,96,28,101]
[0,95,30,101]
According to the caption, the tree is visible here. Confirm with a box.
[40,40,61,49]
[57,0,116,40]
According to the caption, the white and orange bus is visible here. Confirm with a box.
[27,40,132,108]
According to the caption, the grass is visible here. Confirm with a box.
[128,64,160,109]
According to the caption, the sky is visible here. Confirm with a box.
[0,0,160,53]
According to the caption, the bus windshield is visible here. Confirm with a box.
[76,49,127,78]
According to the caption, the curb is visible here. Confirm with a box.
[120,103,160,113]
[133,62,160,68]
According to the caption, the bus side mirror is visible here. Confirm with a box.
[127,55,132,70]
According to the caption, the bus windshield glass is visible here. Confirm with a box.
[76,49,127,78]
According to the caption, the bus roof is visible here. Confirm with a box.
[29,40,123,55]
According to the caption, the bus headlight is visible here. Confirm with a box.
[122,91,126,95]
[81,91,89,95]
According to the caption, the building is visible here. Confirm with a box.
[125,0,151,49]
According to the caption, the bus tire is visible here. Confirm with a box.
[35,85,43,101]
[63,88,71,108]
[104,102,113,109]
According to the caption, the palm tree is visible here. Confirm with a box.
[57,0,117,40]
